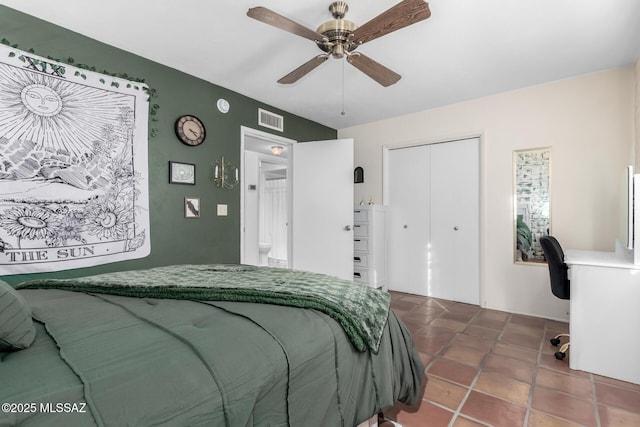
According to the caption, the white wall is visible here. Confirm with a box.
[339,66,636,321]
[635,59,640,168]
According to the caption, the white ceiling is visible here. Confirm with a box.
[2,0,640,130]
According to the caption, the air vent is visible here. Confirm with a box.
[258,108,284,132]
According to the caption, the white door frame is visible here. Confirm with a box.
[240,126,296,266]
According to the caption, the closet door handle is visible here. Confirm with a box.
[403,224,408,229]
[344,225,352,231]
[454,226,459,231]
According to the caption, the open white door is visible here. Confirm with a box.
[292,139,353,280]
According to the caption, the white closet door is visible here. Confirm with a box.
[429,143,455,301]
[430,138,480,304]
[387,145,430,295]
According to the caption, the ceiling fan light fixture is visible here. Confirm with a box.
[333,43,345,58]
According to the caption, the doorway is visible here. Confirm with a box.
[240,127,295,268]
[258,159,288,267]
[241,127,354,279]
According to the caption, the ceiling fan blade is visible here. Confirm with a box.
[347,53,401,87]
[247,6,326,42]
[351,0,431,45]
[278,55,329,84]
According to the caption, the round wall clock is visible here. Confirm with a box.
[175,115,206,146]
[217,98,230,114]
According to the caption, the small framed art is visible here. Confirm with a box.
[184,197,200,218]
[169,161,196,185]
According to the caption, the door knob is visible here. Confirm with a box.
[344,225,352,231]
[454,226,459,231]
[403,225,408,229]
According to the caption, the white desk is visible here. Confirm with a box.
[564,250,640,385]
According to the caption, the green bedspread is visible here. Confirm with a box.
[1,268,425,427]
[17,264,390,352]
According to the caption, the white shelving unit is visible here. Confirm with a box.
[353,205,387,290]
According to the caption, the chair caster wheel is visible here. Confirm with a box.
[554,351,566,360]
[550,338,561,346]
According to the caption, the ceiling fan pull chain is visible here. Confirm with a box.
[341,58,346,116]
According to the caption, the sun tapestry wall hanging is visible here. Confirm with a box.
[0,44,150,274]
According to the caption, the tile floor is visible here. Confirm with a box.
[384,292,640,427]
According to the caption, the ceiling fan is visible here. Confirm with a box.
[247,0,431,87]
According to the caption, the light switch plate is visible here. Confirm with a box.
[217,204,228,216]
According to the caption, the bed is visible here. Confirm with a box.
[0,264,424,427]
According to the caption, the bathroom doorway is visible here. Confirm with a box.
[241,126,354,278]
[240,127,294,267]
[258,159,288,267]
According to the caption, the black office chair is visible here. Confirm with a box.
[539,235,570,360]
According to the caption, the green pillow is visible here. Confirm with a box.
[0,279,36,351]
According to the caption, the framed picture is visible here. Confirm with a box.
[169,161,196,185]
[184,197,200,218]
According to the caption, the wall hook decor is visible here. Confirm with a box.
[354,166,364,183]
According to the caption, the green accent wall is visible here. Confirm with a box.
[0,6,337,285]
